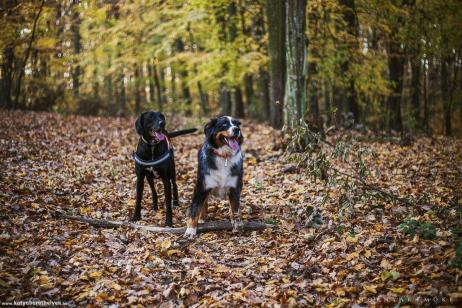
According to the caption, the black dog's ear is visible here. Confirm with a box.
[135,112,146,135]
[204,118,218,136]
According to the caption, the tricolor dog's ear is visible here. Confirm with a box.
[204,118,218,136]
[135,112,146,136]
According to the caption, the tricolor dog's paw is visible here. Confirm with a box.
[232,219,244,233]
[184,226,197,239]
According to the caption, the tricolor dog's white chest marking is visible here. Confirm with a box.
[204,149,241,197]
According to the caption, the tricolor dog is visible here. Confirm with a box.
[132,111,196,226]
[185,116,244,238]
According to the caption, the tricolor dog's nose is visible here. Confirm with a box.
[232,127,240,135]
[159,120,165,128]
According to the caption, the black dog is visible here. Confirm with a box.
[133,111,196,226]
[185,116,244,238]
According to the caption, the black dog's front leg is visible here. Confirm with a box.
[162,177,173,227]
[146,173,158,211]
[132,171,145,221]
[171,163,180,207]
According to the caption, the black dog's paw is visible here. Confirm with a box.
[152,203,159,211]
[130,214,141,222]
[173,200,180,207]
[165,220,173,228]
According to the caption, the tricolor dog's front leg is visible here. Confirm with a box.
[229,187,243,232]
[185,187,210,239]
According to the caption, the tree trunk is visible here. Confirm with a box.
[187,22,208,115]
[1,47,14,109]
[423,58,429,131]
[307,61,319,119]
[170,65,177,103]
[134,63,142,114]
[257,69,271,120]
[441,56,451,136]
[14,0,45,108]
[159,65,167,108]
[339,0,360,123]
[147,61,156,106]
[92,68,99,99]
[71,0,81,98]
[244,74,254,116]
[233,86,245,118]
[174,38,192,114]
[266,0,286,128]
[410,55,421,128]
[386,40,405,132]
[197,81,209,115]
[117,71,126,117]
[284,0,308,128]
[220,83,231,115]
[151,61,163,111]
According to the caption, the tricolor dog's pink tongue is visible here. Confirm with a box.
[155,132,165,141]
[228,139,240,151]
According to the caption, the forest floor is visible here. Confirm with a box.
[1,110,461,307]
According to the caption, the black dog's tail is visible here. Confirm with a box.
[168,128,198,138]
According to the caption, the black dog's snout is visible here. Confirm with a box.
[232,127,240,135]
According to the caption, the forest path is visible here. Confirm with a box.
[1,110,461,306]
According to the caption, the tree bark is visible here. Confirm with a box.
[258,69,271,121]
[159,65,167,108]
[71,0,81,98]
[307,62,319,119]
[386,40,405,132]
[134,63,143,114]
[1,47,14,108]
[147,61,156,105]
[423,58,429,131]
[410,55,421,128]
[171,65,177,102]
[339,0,360,123]
[151,61,163,111]
[284,0,308,128]
[244,74,254,116]
[174,38,192,115]
[220,83,231,115]
[233,86,245,118]
[92,68,99,99]
[266,0,286,128]
[441,55,452,136]
[117,71,126,117]
[187,22,209,115]
[14,0,45,108]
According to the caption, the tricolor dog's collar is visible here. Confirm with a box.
[212,148,233,159]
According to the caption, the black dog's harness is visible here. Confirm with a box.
[132,136,173,167]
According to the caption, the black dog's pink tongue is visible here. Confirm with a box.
[228,139,240,151]
[155,132,165,141]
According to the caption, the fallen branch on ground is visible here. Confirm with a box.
[60,214,275,234]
